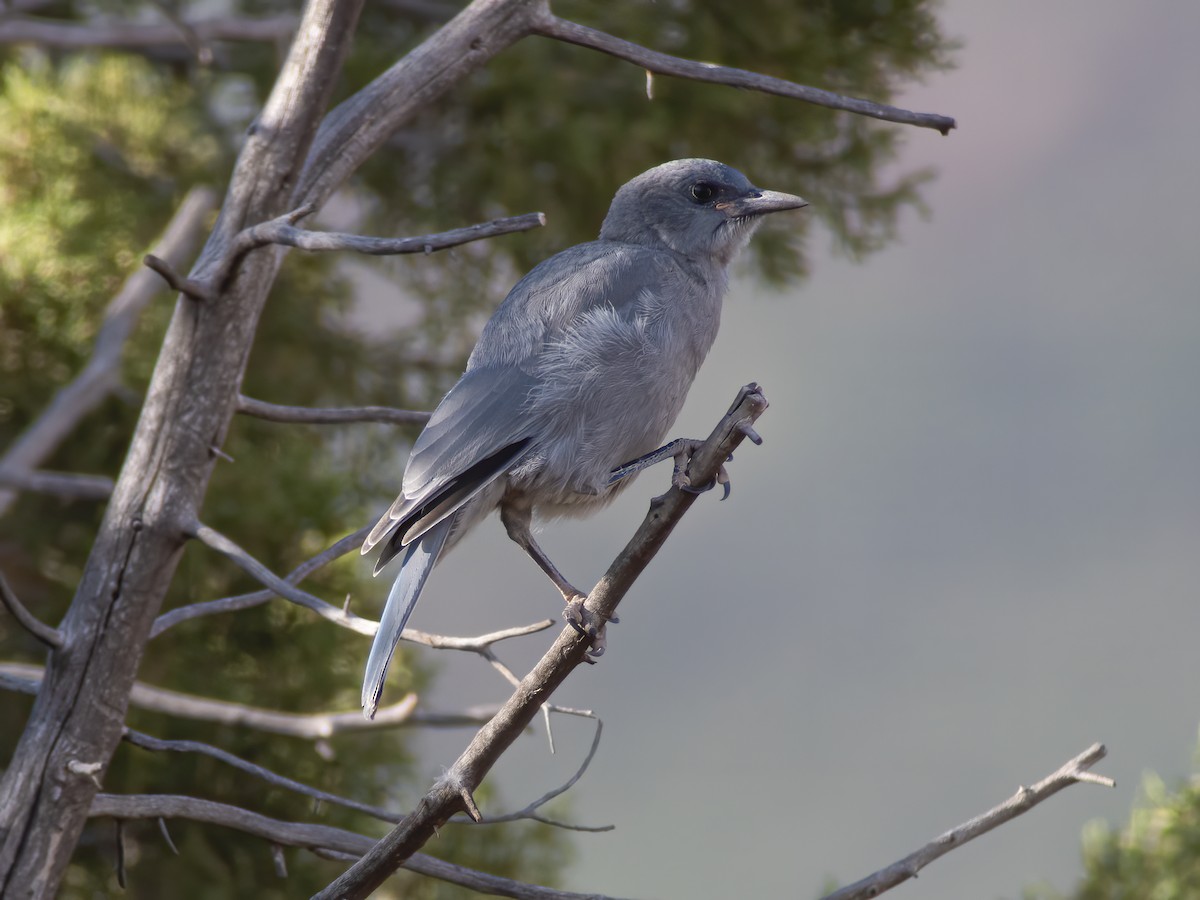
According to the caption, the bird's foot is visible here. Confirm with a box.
[672,441,734,500]
[563,595,611,658]
[672,417,763,500]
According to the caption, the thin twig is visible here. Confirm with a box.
[230,209,545,265]
[186,520,379,636]
[820,743,1115,900]
[0,14,297,49]
[123,727,405,822]
[531,13,956,135]
[167,523,560,661]
[88,793,623,900]
[151,526,371,638]
[404,620,556,650]
[236,395,430,427]
[0,467,114,502]
[0,572,62,649]
[474,715,613,833]
[0,662,422,738]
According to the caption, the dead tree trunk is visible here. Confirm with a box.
[0,2,365,893]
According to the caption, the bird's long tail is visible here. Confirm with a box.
[362,517,452,719]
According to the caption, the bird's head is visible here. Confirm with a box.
[599,159,807,265]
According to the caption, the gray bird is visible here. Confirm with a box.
[361,159,806,717]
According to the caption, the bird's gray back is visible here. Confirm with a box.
[404,237,727,521]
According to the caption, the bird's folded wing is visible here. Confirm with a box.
[363,364,537,559]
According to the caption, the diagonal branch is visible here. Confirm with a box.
[530,13,956,135]
[0,572,62,649]
[88,793,625,900]
[177,520,559,656]
[820,743,1116,900]
[125,710,608,832]
[316,383,770,898]
[0,186,216,518]
[151,526,371,637]
[185,520,379,636]
[122,728,405,822]
[235,395,430,427]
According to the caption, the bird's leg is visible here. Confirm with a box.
[609,438,737,500]
[500,503,609,656]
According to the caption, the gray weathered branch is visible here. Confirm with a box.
[123,728,405,822]
[233,207,545,258]
[475,714,612,833]
[186,520,381,636]
[0,468,114,502]
[0,14,297,50]
[150,526,371,637]
[530,12,956,135]
[179,520,559,658]
[89,793,622,900]
[820,743,1115,900]
[0,186,216,518]
[316,383,769,898]
[236,395,431,427]
[0,662,425,738]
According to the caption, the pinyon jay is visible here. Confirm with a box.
[361,158,806,717]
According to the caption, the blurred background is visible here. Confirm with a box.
[2,1,1198,898]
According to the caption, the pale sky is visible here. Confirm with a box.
[394,4,1200,897]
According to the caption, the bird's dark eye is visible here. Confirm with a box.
[690,182,717,203]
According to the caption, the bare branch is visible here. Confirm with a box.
[123,728,405,823]
[530,13,956,135]
[0,186,216,518]
[89,793,621,900]
[142,253,214,302]
[0,14,297,50]
[232,208,545,258]
[0,572,62,649]
[185,520,380,636]
[0,468,114,502]
[316,383,770,898]
[0,662,422,738]
[236,395,430,427]
[169,521,558,662]
[151,526,370,638]
[404,619,556,651]
[820,743,1115,900]
[475,714,613,833]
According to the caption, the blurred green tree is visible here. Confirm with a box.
[0,1,953,895]
[1025,750,1200,900]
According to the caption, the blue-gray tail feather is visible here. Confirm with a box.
[361,517,452,718]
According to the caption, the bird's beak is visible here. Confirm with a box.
[718,189,808,218]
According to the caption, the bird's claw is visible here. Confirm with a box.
[675,455,733,500]
[564,595,609,658]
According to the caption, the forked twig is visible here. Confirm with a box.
[821,743,1115,900]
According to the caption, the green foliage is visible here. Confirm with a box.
[1026,758,1200,900]
[0,1,953,894]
